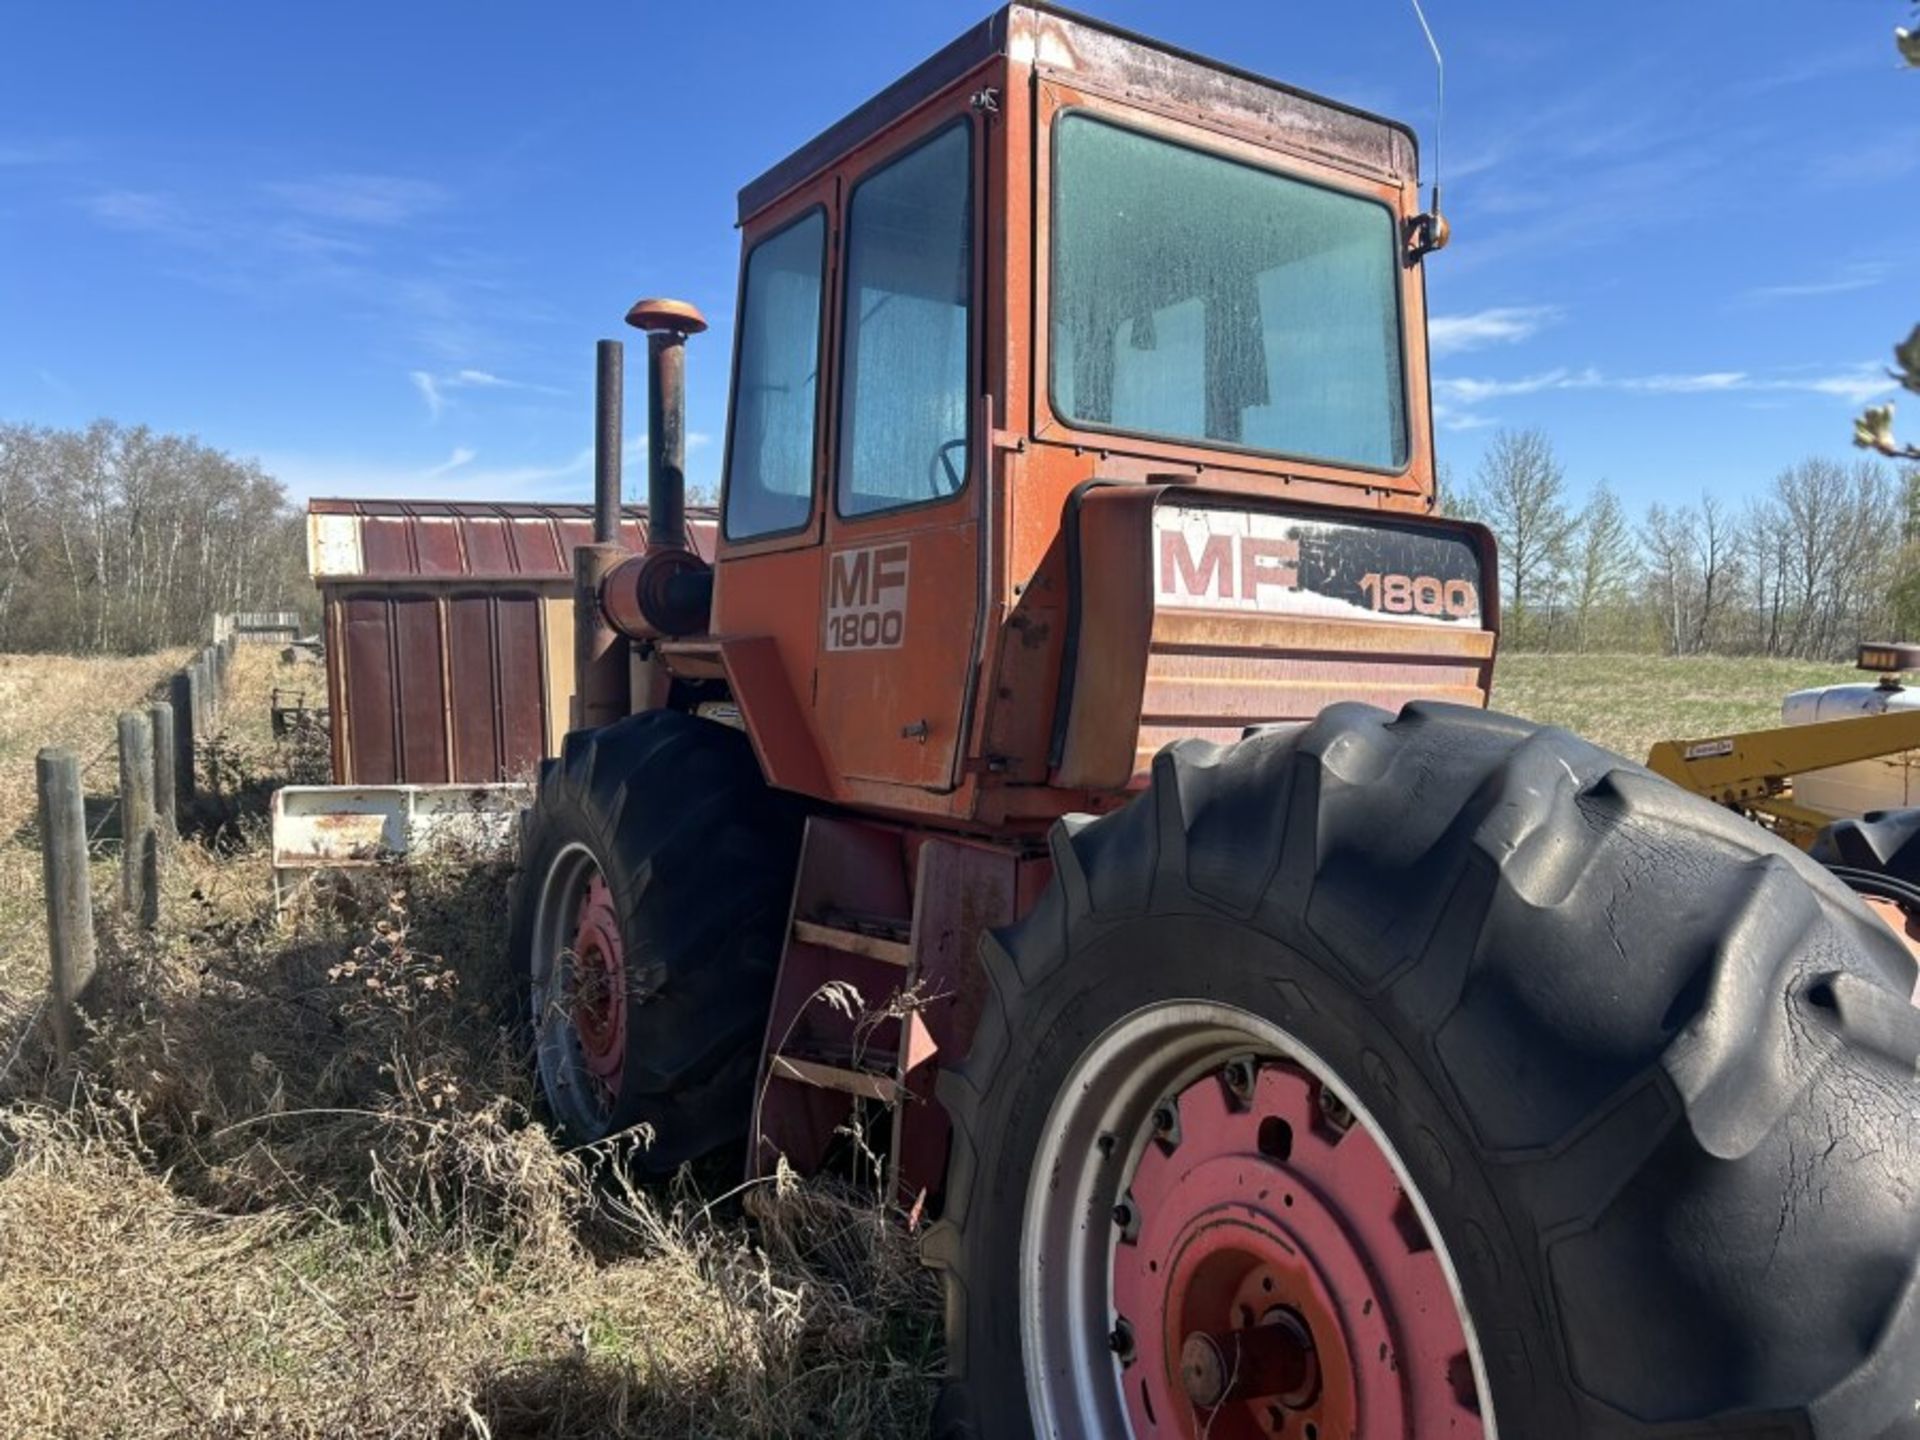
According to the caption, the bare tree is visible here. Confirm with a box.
[1687,493,1739,653]
[0,419,306,654]
[1567,482,1636,651]
[1462,428,1574,647]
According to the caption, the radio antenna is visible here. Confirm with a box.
[1407,0,1444,220]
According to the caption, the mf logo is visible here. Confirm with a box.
[1157,522,1300,610]
[826,542,909,651]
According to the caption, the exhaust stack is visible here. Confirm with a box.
[624,298,708,554]
[597,298,713,641]
[574,340,633,728]
[592,339,623,544]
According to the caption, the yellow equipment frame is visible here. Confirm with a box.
[1645,708,1920,847]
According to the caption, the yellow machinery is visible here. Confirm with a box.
[1646,643,1920,847]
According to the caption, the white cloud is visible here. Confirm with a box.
[1744,262,1890,303]
[409,371,444,421]
[1615,372,1749,394]
[1433,363,1896,412]
[266,173,449,226]
[408,367,563,420]
[86,189,190,234]
[423,447,476,480]
[1427,305,1561,357]
[1432,401,1496,432]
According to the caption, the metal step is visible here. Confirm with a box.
[791,918,912,968]
[768,1053,902,1103]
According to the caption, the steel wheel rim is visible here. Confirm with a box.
[528,841,626,1137]
[1018,1000,1496,1440]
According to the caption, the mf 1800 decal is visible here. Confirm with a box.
[825,542,910,651]
[1154,504,1485,627]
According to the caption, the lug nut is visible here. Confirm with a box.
[1223,1056,1258,1105]
[1316,1084,1355,1137]
[1109,1318,1136,1363]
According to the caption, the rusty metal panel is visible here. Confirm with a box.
[510,516,564,575]
[461,517,513,573]
[412,517,465,576]
[445,592,546,783]
[332,586,558,786]
[446,595,503,783]
[333,591,456,784]
[341,596,397,783]
[495,594,546,777]
[361,517,414,577]
[303,500,719,580]
[393,595,449,783]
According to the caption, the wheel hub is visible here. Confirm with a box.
[1110,1059,1482,1439]
[568,871,625,1105]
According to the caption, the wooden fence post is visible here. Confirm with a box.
[149,700,177,841]
[37,748,94,1060]
[118,711,157,928]
[192,651,213,732]
[204,646,223,723]
[170,670,197,805]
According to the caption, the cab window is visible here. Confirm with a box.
[836,122,973,518]
[1051,113,1408,471]
[723,208,826,540]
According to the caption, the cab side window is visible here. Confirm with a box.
[723,209,826,540]
[836,122,973,518]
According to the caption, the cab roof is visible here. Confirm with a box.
[737,2,1420,225]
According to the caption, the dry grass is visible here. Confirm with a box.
[0,642,1864,1437]
[0,645,939,1439]
[0,649,189,1023]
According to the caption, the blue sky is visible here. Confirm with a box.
[3,1,1915,512]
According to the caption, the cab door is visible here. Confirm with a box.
[815,109,984,792]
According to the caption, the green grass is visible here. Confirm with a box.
[1489,651,1859,762]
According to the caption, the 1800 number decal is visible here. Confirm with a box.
[1357,572,1480,619]
[825,542,909,651]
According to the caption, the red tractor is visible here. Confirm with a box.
[508,7,1920,1435]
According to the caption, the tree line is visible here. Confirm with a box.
[0,420,306,655]
[1448,428,1920,659]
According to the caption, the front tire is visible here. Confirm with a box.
[928,703,1920,1438]
[508,710,800,1169]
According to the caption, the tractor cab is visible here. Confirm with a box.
[607,2,1496,829]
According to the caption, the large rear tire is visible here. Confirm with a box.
[508,710,800,1170]
[927,702,1920,1438]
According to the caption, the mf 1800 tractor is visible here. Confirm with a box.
[507,8,1919,1436]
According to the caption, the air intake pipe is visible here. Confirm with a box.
[600,298,713,639]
